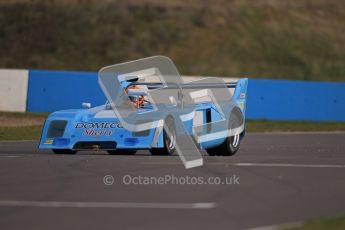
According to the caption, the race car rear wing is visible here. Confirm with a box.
[125,79,248,116]
[126,82,237,90]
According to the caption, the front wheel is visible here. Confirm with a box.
[52,149,77,154]
[150,116,176,156]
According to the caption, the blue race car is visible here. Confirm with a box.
[39,71,248,156]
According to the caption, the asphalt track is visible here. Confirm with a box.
[0,133,344,230]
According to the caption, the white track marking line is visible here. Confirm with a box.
[233,163,345,168]
[0,155,20,158]
[248,131,345,135]
[0,140,36,143]
[141,161,345,168]
[0,200,216,209]
[248,221,303,230]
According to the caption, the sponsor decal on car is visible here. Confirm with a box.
[75,122,122,129]
[83,129,113,137]
[44,139,53,145]
[239,102,245,110]
[74,122,121,137]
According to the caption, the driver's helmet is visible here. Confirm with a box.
[125,85,145,108]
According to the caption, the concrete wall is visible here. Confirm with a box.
[0,69,28,112]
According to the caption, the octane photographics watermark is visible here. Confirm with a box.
[103,174,240,186]
[103,175,115,185]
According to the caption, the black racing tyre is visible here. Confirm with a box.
[205,146,218,156]
[206,109,243,156]
[52,149,77,154]
[107,149,137,155]
[150,116,176,156]
[206,132,241,156]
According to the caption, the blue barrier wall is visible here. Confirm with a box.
[27,70,345,122]
[27,70,105,112]
[246,79,345,121]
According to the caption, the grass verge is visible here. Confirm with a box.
[1,0,345,81]
[0,126,43,141]
[283,215,345,230]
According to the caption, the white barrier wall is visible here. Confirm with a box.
[0,69,28,112]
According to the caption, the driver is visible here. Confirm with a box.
[125,85,145,108]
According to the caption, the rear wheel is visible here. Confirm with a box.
[206,109,243,156]
[150,116,176,156]
[107,149,137,155]
[206,133,241,156]
[52,149,77,154]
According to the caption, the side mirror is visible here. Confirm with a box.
[82,102,91,109]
